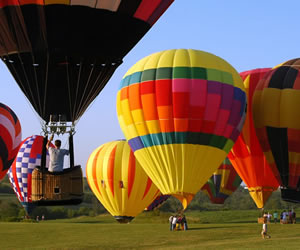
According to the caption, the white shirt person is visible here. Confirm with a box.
[46,135,69,172]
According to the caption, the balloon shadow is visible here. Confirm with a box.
[187,225,240,231]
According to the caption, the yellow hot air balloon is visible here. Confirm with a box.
[117,49,247,209]
[86,140,160,223]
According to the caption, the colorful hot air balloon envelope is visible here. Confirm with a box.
[201,158,242,204]
[145,194,170,211]
[86,140,160,223]
[0,0,173,123]
[228,68,279,208]
[117,49,247,209]
[7,135,53,214]
[253,59,300,203]
[0,103,21,180]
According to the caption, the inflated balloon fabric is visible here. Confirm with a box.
[202,158,242,204]
[0,103,21,180]
[253,59,300,203]
[86,140,160,223]
[117,49,247,208]
[145,194,170,211]
[7,135,52,214]
[0,0,173,122]
[228,68,279,208]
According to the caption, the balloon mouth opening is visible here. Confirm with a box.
[114,216,134,224]
[248,187,277,209]
[172,193,195,210]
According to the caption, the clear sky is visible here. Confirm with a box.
[0,0,299,174]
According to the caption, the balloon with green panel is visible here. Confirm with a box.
[201,158,242,204]
[117,49,247,209]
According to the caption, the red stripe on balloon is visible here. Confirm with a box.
[142,177,152,199]
[127,150,136,198]
[0,125,12,156]
[91,147,104,197]
[107,145,117,197]
[0,160,4,180]
[27,173,32,202]
[133,0,161,23]
[0,0,19,8]
[12,154,23,202]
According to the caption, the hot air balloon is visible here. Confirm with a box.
[7,135,52,214]
[86,140,160,223]
[252,59,300,203]
[117,49,247,209]
[201,158,242,204]
[0,0,174,179]
[145,194,170,211]
[0,0,173,123]
[0,103,21,180]
[228,68,279,208]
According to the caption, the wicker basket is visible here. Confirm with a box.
[31,165,83,205]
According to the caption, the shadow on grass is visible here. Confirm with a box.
[69,221,108,224]
[187,227,224,231]
[187,225,242,231]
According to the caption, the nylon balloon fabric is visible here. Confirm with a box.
[201,158,242,204]
[117,49,247,209]
[253,59,300,203]
[86,140,160,223]
[145,194,170,211]
[228,68,279,208]
[0,103,21,180]
[0,0,173,122]
[7,135,52,214]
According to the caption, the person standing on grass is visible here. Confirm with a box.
[273,211,278,224]
[267,212,272,223]
[292,210,296,224]
[261,215,271,239]
[172,215,177,231]
[169,215,174,231]
[182,215,188,230]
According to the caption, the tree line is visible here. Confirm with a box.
[0,175,299,221]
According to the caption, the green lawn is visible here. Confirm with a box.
[1,211,299,249]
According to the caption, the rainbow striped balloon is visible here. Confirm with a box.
[145,194,170,211]
[202,158,242,204]
[117,49,247,209]
[86,140,160,223]
[0,103,21,180]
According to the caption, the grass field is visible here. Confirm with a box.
[1,211,299,249]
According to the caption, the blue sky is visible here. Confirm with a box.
[0,1,299,173]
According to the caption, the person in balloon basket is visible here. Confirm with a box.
[261,215,271,239]
[46,134,69,172]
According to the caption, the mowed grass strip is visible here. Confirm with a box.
[1,216,300,249]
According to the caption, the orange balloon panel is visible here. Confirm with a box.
[228,68,279,208]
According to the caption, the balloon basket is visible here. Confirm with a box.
[31,165,83,206]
